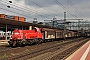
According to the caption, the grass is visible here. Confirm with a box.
[24,49,29,53]
[0,53,7,59]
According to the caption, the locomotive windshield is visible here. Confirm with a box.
[34,27,41,32]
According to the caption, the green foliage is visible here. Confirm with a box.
[0,53,7,59]
[25,49,29,53]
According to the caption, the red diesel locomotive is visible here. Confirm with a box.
[8,27,43,46]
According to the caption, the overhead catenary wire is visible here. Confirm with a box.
[2,0,49,18]
[67,0,86,19]
[0,0,50,19]
[11,1,50,19]
[29,0,64,18]
[54,0,79,19]
[0,1,34,19]
[0,0,83,22]
[0,7,33,19]
[11,0,54,19]
[29,0,59,17]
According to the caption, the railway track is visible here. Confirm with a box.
[49,38,89,60]
[0,38,72,59]
[0,38,77,53]
[27,38,89,60]
[0,37,89,60]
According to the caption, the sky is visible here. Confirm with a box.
[0,0,90,22]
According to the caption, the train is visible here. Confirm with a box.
[8,27,81,46]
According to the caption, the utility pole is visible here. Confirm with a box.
[63,12,83,40]
[64,12,66,40]
[5,24,7,40]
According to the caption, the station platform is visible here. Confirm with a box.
[66,40,90,60]
[0,40,9,46]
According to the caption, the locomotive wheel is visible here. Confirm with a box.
[22,41,26,46]
[36,38,39,44]
[21,38,27,46]
[33,38,39,44]
[27,41,31,45]
[34,39,37,43]
[12,41,16,47]
[8,40,13,46]
[29,40,34,44]
[16,41,22,46]
[38,39,43,44]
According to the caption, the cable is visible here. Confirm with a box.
[10,0,52,19]
[0,0,50,19]
[29,0,64,18]
[29,0,58,16]
[67,0,86,18]
[0,2,34,19]
[54,0,78,18]
[0,7,33,19]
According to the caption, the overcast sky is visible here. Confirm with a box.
[0,0,90,22]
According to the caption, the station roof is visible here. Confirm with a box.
[0,18,35,26]
[0,18,62,30]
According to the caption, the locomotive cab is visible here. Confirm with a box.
[34,27,41,32]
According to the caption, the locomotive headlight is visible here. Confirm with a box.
[17,38,20,39]
[14,32,19,35]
